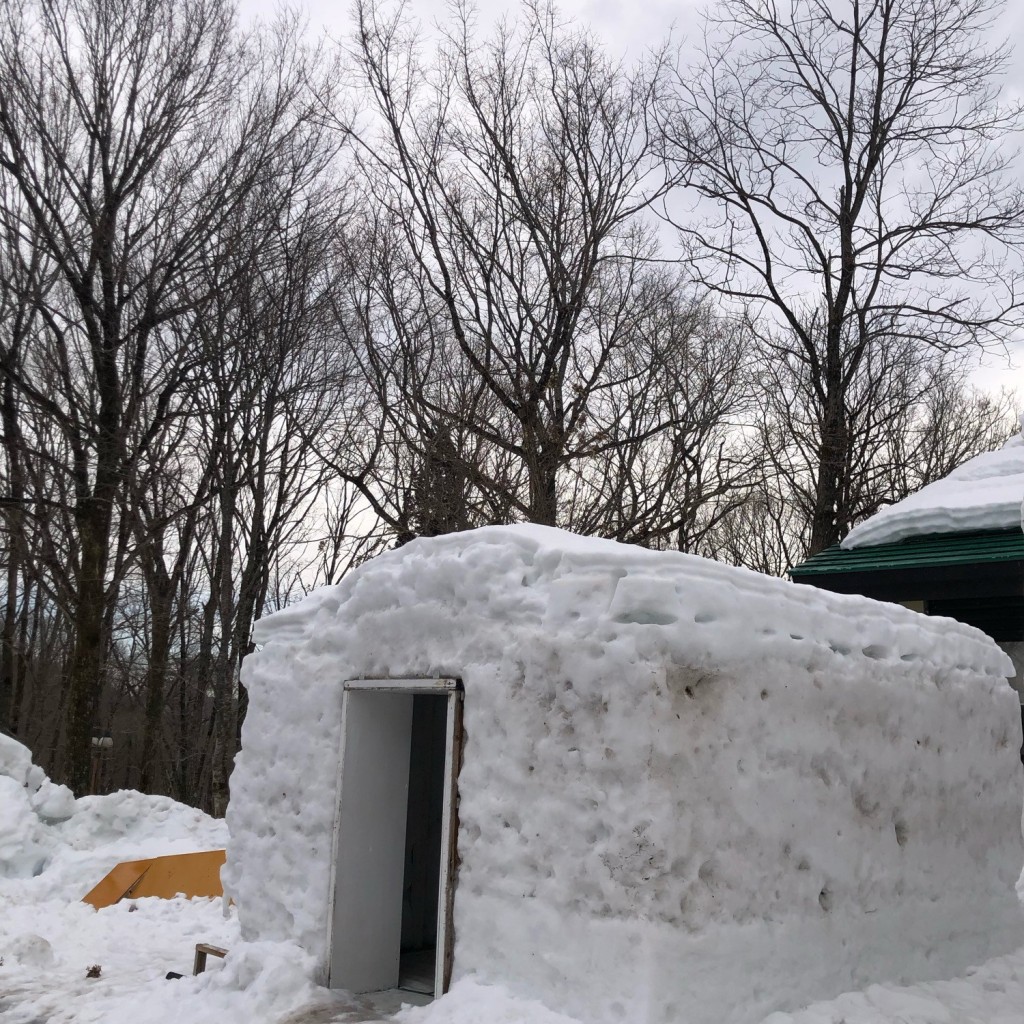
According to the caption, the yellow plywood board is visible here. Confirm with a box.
[126,849,225,900]
[82,850,225,908]
[82,858,154,909]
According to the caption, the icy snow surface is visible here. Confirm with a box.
[226,525,1024,1024]
[842,425,1024,548]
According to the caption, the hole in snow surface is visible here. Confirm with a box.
[613,608,678,626]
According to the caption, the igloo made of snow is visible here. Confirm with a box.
[224,526,1024,1024]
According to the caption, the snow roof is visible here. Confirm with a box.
[251,524,1011,672]
[842,422,1024,549]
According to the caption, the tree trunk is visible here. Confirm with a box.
[1,531,19,734]
[9,575,33,736]
[808,394,848,555]
[0,369,25,734]
[64,514,109,793]
[210,474,237,818]
[524,417,561,527]
[139,576,173,791]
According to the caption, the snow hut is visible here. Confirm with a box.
[791,421,1024,729]
[224,526,1024,1024]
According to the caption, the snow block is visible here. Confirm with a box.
[224,525,1024,1024]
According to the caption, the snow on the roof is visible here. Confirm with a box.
[842,421,1024,549]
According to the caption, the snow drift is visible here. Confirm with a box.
[0,737,244,1024]
[0,732,75,879]
[224,525,1024,1024]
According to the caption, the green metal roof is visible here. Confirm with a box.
[789,528,1024,578]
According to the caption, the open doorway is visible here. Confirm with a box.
[398,694,448,993]
[328,678,462,1002]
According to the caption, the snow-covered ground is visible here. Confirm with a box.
[4,731,1024,1022]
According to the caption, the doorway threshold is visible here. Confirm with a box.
[398,948,435,995]
[278,987,430,1024]
[362,987,433,1015]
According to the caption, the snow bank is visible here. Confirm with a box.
[842,424,1024,548]
[225,525,1024,1024]
[0,738,241,1024]
[0,735,226,901]
[759,943,1024,1024]
[1,733,76,879]
[396,979,588,1024]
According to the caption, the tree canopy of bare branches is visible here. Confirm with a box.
[331,0,713,532]
[0,0,330,792]
[0,0,1018,807]
[659,0,1024,553]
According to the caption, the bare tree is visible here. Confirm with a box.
[710,340,1018,571]
[561,282,757,551]
[0,0,323,792]
[659,0,1024,553]
[331,0,685,532]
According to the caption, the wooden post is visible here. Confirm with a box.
[193,943,228,975]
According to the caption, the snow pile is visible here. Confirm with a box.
[760,944,1024,1024]
[42,937,323,1024]
[843,421,1024,547]
[0,734,226,900]
[0,895,240,1024]
[0,738,246,1024]
[226,525,1024,1024]
[0,733,74,878]
[0,733,76,823]
[396,979,589,1024]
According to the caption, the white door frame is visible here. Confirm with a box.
[326,677,463,997]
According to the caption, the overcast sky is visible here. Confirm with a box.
[237,0,1024,401]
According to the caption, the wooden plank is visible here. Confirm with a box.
[193,943,228,975]
[126,849,225,900]
[437,690,463,996]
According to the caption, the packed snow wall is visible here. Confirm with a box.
[224,526,1024,1024]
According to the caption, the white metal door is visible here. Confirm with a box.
[329,689,413,993]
